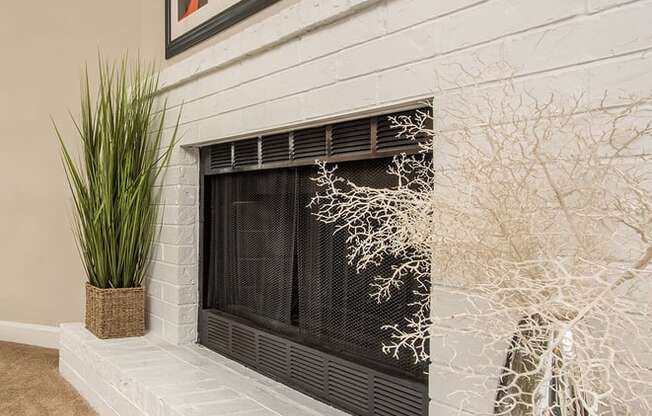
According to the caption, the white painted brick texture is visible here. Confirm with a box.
[59,324,348,416]
[151,0,652,414]
[159,0,652,145]
[147,144,200,345]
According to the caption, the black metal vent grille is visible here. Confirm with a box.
[204,312,428,416]
[206,316,230,351]
[374,377,425,416]
[377,108,431,150]
[290,347,326,392]
[209,143,232,169]
[328,361,370,413]
[331,118,371,155]
[234,138,259,167]
[231,325,257,364]
[201,105,432,174]
[261,133,290,164]
[258,335,288,377]
[293,126,327,160]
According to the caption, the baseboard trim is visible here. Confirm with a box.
[0,320,60,349]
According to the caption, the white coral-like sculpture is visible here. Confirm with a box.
[310,69,652,415]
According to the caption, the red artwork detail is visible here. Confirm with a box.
[182,0,200,19]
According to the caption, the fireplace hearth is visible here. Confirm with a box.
[198,108,431,416]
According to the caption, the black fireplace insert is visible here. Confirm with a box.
[198,107,431,416]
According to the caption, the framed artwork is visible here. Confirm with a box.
[165,0,278,59]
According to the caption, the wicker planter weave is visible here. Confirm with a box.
[85,283,145,339]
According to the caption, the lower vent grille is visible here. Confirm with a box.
[328,362,370,413]
[207,318,230,351]
[231,325,256,364]
[258,335,288,377]
[290,347,326,392]
[203,312,428,416]
[374,377,425,416]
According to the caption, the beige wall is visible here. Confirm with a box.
[0,0,285,329]
[0,1,162,326]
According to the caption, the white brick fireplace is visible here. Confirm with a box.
[62,1,652,415]
[147,147,201,345]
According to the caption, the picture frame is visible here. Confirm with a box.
[165,0,279,59]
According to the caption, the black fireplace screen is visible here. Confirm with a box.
[204,158,427,379]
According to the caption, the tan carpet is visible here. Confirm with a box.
[0,341,96,416]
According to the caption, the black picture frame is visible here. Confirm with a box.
[165,0,279,59]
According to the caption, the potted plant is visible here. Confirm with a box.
[56,58,178,339]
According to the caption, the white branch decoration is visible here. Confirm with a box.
[310,65,652,415]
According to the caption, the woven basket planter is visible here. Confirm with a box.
[85,283,145,339]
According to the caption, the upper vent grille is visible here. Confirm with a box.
[261,133,290,164]
[331,118,371,155]
[209,143,232,170]
[293,127,326,160]
[234,138,259,167]
[377,108,431,151]
[202,106,431,174]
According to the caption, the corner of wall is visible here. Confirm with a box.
[147,141,201,345]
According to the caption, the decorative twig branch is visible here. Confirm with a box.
[310,64,652,415]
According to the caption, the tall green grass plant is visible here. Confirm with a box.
[56,58,179,289]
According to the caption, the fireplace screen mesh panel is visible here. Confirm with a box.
[296,160,427,377]
[205,158,428,380]
[206,168,298,330]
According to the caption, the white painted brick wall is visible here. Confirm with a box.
[151,0,652,414]
[157,0,652,145]
[147,144,200,345]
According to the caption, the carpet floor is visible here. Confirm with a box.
[0,341,96,416]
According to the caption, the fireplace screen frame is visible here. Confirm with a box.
[197,106,432,416]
